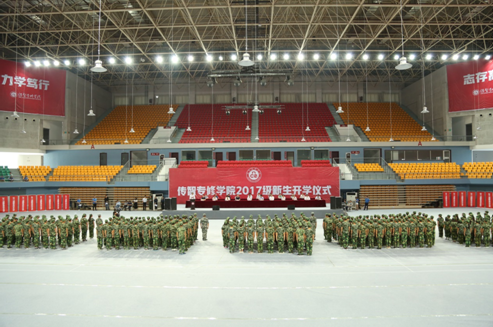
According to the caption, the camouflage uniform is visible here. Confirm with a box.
[200,215,209,241]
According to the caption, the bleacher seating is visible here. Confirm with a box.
[127,165,157,174]
[388,162,460,179]
[217,160,292,168]
[49,165,123,182]
[354,163,384,172]
[462,162,493,179]
[76,105,175,145]
[301,160,332,167]
[258,103,335,142]
[0,166,11,180]
[335,102,436,142]
[19,166,52,181]
[178,161,209,168]
[175,104,251,143]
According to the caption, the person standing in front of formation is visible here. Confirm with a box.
[88,214,95,239]
[364,197,370,210]
[92,196,97,211]
[96,222,103,250]
[305,223,314,255]
[142,196,148,211]
[133,197,138,210]
[200,214,209,241]
[80,214,88,242]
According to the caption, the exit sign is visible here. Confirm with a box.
[150,152,160,156]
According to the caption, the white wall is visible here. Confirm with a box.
[0,151,44,168]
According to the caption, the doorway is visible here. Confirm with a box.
[273,152,282,160]
[121,152,129,165]
[170,152,179,164]
[43,128,50,144]
[227,152,236,161]
[465,123,473,141]
[345,152,351,164]
[100,153,107,166]
[215,152,223,167]
[331,151,340,164]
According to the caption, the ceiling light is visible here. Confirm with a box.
[255,136,259,140]
[431,136,436,141]
[11,111,20,118]
[34,61,41,67]
[297,53,304,61]
[53,60,60,66]
[473,54,480,60]
[206,55,213,62]
[485,55,491,60]
[64,60,71,66]
[186,126,192,132]
[252,105,260,113]
[346,137,351,142]
[305,126,311,132]
[395,57,412,70]
[259,76,267,86]
[330,53,337,60]
[257,54,263,60]
[270,53,277,60]
[124,57,132,64]
[233,76,242,86]
[43,60,50,67]
[24,61,31,67]
[441,54,448,60]
[283,53,290,60]
[168,106,175,114]
[301,137,306,142]
[124,139,129,144]
[171,55,179,63]
[219,55,223,61]
[210,137,215,142]
[462,54,469,60]
[336,106,344,113]
[389,138,394,142]
[81,139,87,144]
[313,53,320,60]
[188,55,194,62]
[88,109,96,116]
[452,54,459,61]
[129,128,135,133]
[238,53,254,66]
[365,126,370,132]
[393,54,400,60]
[285,75,294,86]
[73,128,79,134]
[155,56,163,63]
[167,139,172,143]
[231,54,237,61]
[78,58,86,66]
[421,126,427,131]
[421,106,429,114]
[362,54,369,60]
[90,59,107,72]
[409,54,416,60]
[245,125,250,131]
[378,54,384,60]
[426,54,432,60]
[345,53,353,60]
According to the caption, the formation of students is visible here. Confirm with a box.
[96,214,208,254]
[0,213,94,249]
[438,211,492,247]
[323,212,437,249]
[221,213,318,255]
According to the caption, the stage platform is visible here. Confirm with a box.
[163,204,344,219]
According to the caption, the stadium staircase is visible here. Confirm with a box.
[251,111,259,142]
[325,126,341,142]
[399,104,439,139]
[167,105,185,127]
[70,106,116,145]
[327,103,345,125]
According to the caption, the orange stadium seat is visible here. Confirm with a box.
[127,165,157,174]
[49,165,123,182]
[354,163,384,172]
[462,162,493,179]
[18,165,52,182]
[335,102,436,142]
[388,163,460,180]
[76,105,176,145]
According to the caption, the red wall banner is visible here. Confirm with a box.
[37,194,45,211]
[486,192,493,208]
[0,196,8,213]
[19,195,27,212]
[169,167,340,204]
[54,194,62,210]
[477,192,485,207]
[9,196,18,212]
[62,194,70,210]
[46,194,54,210]
[443,192,450,207]
[0,58,66,116]
[28,195,36,211]
[459,191,467,207]
[447,59,493,112]
[450,192,458,207]
[468,192,476,207]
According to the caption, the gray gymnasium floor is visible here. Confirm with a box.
[1,208,493,327]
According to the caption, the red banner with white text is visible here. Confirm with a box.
[459,191,467,207]
[62,194,70,210]
[55,194,62,210]
[9,196,18,212]
[447,59,493,112]
[169,167,340,204]
[46,194,54,210]
[19,195,27,212]
[477,192,485,207]
[37,194,45,211]
[486,192,493,208]
[0,196,8,213]
[0,58,66,116]
[28,195,36,211]
[443,192,450,207]
[468,192,476,207]
[450,192,458,207]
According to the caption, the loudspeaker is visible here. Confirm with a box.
[212,205,220,211]
[335,197,342,209]
[287,205,295,210]
[164,198,171,210]
[170,197,177,210]
[330,196,336,209]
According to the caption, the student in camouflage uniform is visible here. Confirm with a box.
[200,214,209,241]
[88,214,95,239]
[276,223,285,253]
[221,218,229,248]
[305,223,314,255]
[296,223,305,254]
[177,222,186,254]
[49,220,57,249]
[96,222,103,250]
[437,215,445,238]
[73,216,80,244]
[237,219,246,253]
[256,219,264,253]
[80,214,88,242]
[246,222,255,253]
[228,220,237,253]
